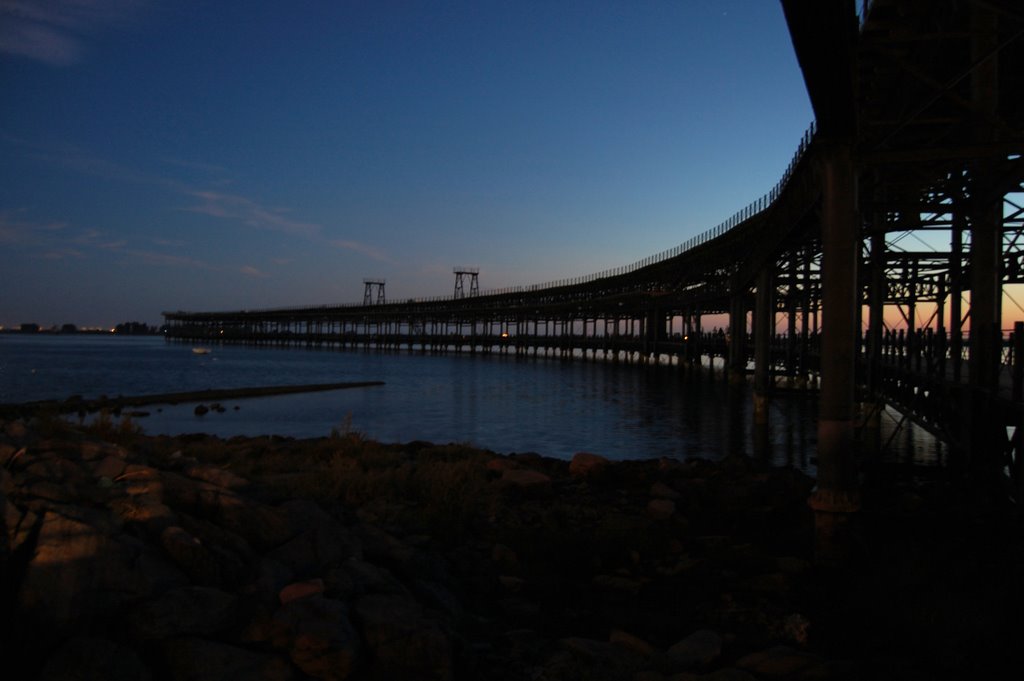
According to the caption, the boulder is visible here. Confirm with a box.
[128,586,238,640]
[609,629,656,656]
[270,520,360,579]
[735,646,826,679]
[273,596,360,681]
[354,593,453,681]
[569,452,610,479]
[19,510,186,634]
[667,629,723,670]
[91,454,128,481]
[160,525,227,586]
[650,481,681,500]
[647,498,676,520]
[162,472,291,551]
[159,637,295,681]
[183,464,250,490]
[500,468,552,493]
[39,636,152,681]
[280,578,325,604]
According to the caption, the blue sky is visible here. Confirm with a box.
[0,0,813,328]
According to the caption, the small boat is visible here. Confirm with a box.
[191,347,211,355]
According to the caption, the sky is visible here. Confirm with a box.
[0,0,814,328]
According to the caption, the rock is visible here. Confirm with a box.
[280,578,326,604]
[609,629,655,656]
[667,629,722,670]
[39,636,152,681]
[491,542,518,567]
[0,442,19,466]
[162,473,291,551]
[569,451,610,478]
[91,454,128,481]
[781,613,810,646]
[160,525,226,586]
[500,468,552,493]
[19,510,186,634]
[244,556,292,602]
[4,502,36,554]
[592,573,644,595]
[345,557,409,596]
[698,669,758,681]
[79,441,126,462]
[499,574,527,591]
[735,646,826,679]
[354,593,453,681]
[4,420,28,440]
[194,404,209,416]
[109,494,178,536]
[159,637,295,681]
[544,637,645,680]
[647,498,676,520]
[269,521,360,580]
[183,464,250,490]
[118,464,163,497]
[128,586,238,640]
[650,481,681,500]
[273,596,360,681]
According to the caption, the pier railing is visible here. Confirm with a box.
[167,122,817,318]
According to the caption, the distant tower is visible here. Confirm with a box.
[363,279,386,305]
[453,267,480,299]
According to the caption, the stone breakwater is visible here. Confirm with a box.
[1,417,1020,680]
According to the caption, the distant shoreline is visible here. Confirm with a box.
[0,381,386,420]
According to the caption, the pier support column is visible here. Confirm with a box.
[810,141,861,563]
[728,294,747,384]
[753,268,773,425]
[966,2,1002,465]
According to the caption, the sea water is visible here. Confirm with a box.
[0,333,944,470]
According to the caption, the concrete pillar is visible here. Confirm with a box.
[809,141,861,559]
[728,294,747,383]
[967,2,1002,463]
[754,268,773,425]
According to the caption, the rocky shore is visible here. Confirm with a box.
[2,414,1021,680]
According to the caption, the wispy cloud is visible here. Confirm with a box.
[114,247,214,270]
[0,0,151,66]
[41,248,85,260]
[240,265,269,278]
[0,211,69,245]
[331,239,396,264]
[186,191,321,237]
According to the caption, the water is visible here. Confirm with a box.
[0,334,945,470]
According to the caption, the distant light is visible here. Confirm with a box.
[109,328,116,333]
[501,331,509,338]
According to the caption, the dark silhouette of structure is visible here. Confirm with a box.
[453,267,480,299]
[362,279,386,306]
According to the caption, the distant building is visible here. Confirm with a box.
[61,323,78,333]
[19,323,40,333]
[114,321,155,335]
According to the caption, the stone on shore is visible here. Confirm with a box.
[272,595,360,681]
[667,629,723,670]
[569,451,610,478]
[354,593,453,681]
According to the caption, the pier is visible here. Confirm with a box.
[165,1,1024,514]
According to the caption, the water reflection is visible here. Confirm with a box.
[2,334,946,474]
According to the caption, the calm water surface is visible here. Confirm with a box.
[0,334,944,471]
